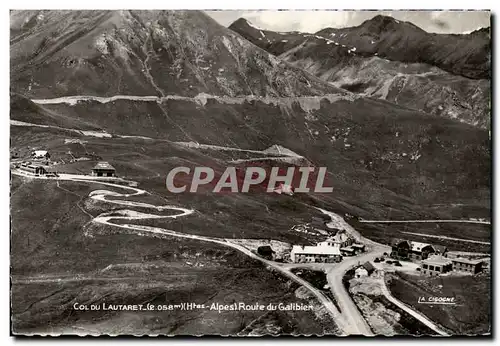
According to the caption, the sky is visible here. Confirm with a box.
[205,10,490,34]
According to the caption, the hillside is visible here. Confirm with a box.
[230,15,491,79]
[229,16,491,128]
[11,10,342,98]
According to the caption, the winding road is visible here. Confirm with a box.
[12,169,456,336]
[11,170,353,334]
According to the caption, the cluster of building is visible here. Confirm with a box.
[421,255,483,276]
[15,149,117,178]
[290,217,365,263]
[391,238,484,276]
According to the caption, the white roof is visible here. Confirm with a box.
[411,241,432,252]
[33,150,48,156]
[292,245,341,256]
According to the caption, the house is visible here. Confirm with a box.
[409,241,435,261]
[420,255,452,276]
[332,230,354,248]
[257,245,274,260]
[19,163,47,175]
[451,257,483,274]
[355,262,376,278]
[291,243,342,263]
[32,150,50,160]
[391,239,446,262]
[390,239,411,260]
[91,161,116,177]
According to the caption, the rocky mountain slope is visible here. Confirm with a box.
[10,10,490,218]
[229,16,491,128]
[11,10,341,98]
[230,15,491,79]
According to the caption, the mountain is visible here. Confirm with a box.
[315,15,491,80]
[230,15,491,79]
[10,10,340,98]
[229,16,491,128]
[10,9,490,221]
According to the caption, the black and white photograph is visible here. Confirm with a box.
[8,7,492,337]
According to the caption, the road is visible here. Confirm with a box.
[360,219,490,225]
[401,231,490,245]
[12,170,452,336]
[11,170,349,334]
[317,208,390,336]
[379,279,449,336]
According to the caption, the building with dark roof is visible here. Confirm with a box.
[355,261,376,278]
[91,161,116,177]
[451,257,483,274]
[391,239,448,262]
[390,239,411,260]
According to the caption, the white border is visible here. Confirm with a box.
[1,1,497,345]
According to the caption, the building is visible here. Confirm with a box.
[452,257,483,274]
[391,239,448,262]
[355,261,376,278]
[291,243,342,263]
[19,163,47,175]
[32,150,50,160]
[91,161,116,177]
[421,255,452,276]
[390,239,411,260]
[409,241,435,261]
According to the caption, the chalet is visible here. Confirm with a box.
[291,243,342,263]
[332,230,354,248]
[409,241,435,261]
[451,257,483,274]
[32,150,50,160]
[421,255,452,276]
[391,239,447,262]
[91,161,116,177]
[390,239,411,260]
[355,261,376,278]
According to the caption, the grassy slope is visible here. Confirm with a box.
[10,175,337,335]
[386,272,491,335]
[10,115,490,252]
